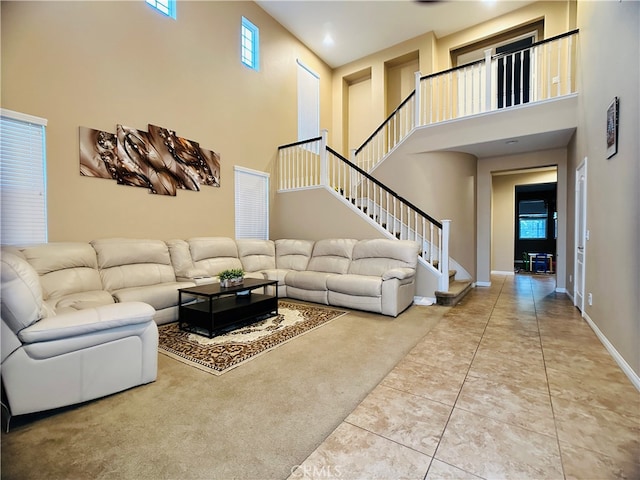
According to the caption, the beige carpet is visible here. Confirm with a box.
[1,301,449,480]
[158,301,347,375]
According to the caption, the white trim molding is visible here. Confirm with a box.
[583,312,640,392]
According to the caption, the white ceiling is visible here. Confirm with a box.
[256,0,537,68]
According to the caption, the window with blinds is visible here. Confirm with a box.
[234,166,269,240]
[1,109,48,245]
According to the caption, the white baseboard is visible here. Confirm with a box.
[475,281,491,287]
[583,311,640,392]
[565,290,575,303]
[555,287,567,294]
[491,270,515,276]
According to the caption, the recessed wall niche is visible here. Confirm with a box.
[79,124,220,196]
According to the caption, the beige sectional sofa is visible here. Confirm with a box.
[1,236,418,421]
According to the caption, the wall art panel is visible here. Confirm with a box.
[79,123,221,196]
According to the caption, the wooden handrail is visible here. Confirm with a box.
[278,136,322,150]
[355,91,416,155]
[327,146,442,229]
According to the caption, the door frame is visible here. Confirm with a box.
[574,157,587,313]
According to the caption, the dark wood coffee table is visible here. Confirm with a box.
[177,278,279,338]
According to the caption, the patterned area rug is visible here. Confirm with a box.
[158,301,347,375]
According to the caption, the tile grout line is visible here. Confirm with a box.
[423,275,508,480]
[531,276,568,480]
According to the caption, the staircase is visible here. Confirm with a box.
[278,136,455,297]
[277,31,579,304]
[435,270,472,306]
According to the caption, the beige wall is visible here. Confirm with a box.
[374,151,477,279]
[491,170,557,273]
[271,188,383,241]
[436,1,574,70]
[331,1,573,155]
[332,32,436,154]
[570,0,639,377]
[347,77,375,152]
[478,148,568,288]
[1,1,331,242]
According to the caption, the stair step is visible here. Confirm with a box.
[435,280,472,307]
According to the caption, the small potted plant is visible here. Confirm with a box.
[217,268,245,288]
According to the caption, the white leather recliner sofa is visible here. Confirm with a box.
[0,250,158,424]
[186,237,420,317]
[0,235,418,423]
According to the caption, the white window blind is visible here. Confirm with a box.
[234,166,269,240]
[1,109,48,245]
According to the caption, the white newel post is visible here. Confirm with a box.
[484,48,492,112]
[414,71,422,128]
[320,129,328,187]
[439,219,451,292]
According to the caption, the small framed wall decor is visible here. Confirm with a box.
[606,96,619,159]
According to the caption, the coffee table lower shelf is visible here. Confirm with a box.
[179,293,279,338]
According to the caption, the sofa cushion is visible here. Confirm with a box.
[91,238,176,291]
[18,302,155,345]
[112,282,188,311]
[1,251,45,333]
[275,239,314,271]
[166,239,208,279]
[237,239,275,272]
[348,239,419,277]
[187,237,243,276]
[326,274,382,297]
[21,243,106,304]
[91,238,171,269]
[285,271,336,290]
[307,238,357,274]
[49,290,116,311]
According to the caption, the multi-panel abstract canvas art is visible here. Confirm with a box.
[80,124,220,196]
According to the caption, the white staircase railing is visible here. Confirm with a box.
[278,131,451,291]
[277,30,579,293]
[355,29,578,173]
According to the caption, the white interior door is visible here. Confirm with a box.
[574,158,587,312]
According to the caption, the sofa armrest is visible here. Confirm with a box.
[18,302,155,344]
[382,267,415,281]
[179,266,210,279]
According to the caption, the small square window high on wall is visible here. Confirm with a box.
[146,0,176,19]
[241,17,260,71]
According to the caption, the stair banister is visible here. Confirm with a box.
[440,220,451,292]
[414,71,421,127]
[484,48,492,111]
[320,129,328,186]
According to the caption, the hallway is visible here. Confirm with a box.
[291,274,640,479]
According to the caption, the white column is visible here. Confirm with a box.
[484,48,493,112]
[320,129,328,187]
[439,219,451,292]
[414,71,422,128]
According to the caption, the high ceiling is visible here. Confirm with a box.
[256,0,537,68]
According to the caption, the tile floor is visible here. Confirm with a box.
[290,274,640,480]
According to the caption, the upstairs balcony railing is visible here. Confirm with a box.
[355,29,578,172]
[277,132,451,291]
[276,30,578,293]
